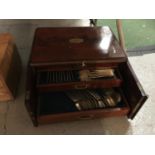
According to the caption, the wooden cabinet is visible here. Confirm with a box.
[0,33,21,101]
[25,27,148,126]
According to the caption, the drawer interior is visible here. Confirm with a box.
[37,88,130,116]
[36,68,119,85]
[38,92,78,115]
[37,70,80,84]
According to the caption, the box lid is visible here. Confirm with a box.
[30,27,127,66]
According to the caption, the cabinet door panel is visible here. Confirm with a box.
[119,61,148,119]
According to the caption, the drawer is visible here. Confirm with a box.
[36,69,122,92]
[34,62,119,71]
[38,107,129,125]
[35,88,130,125]
[37,80,122,92]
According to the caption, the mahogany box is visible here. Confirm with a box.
[25,27,148,126]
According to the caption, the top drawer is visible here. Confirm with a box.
[33,61,119,71]
[36,67,122,92]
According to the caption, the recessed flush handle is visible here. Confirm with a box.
[78,115,94,120]
[74,84,87,89]
[69,38,84,43]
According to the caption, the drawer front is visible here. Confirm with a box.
[37,79,122,92]
[119,61,148,119]
[38,107,129,125]
[35,65,122,92]
[37,82,87,92]
[86,79,122,89]
[35,62,119,71]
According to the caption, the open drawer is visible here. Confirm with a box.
[36,88,130,125]
[36,68,122,92]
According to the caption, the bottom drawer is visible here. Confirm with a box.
[38,107,129,124]
[36,88,130,125]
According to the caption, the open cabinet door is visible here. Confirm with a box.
[119,61,148,119]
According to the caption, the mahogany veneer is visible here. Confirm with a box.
[25,27,147,126]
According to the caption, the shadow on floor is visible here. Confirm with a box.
[127,45,155,57]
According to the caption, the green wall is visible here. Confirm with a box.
[97,19,155,49]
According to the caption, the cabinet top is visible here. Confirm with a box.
[30,27,127,66]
